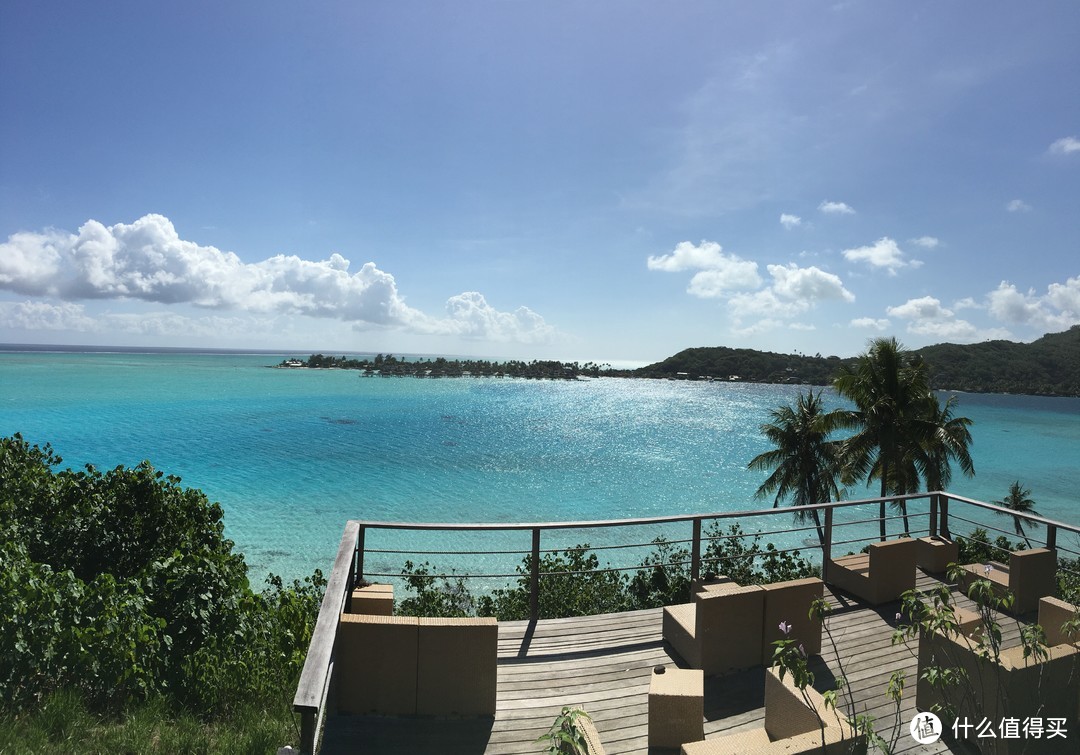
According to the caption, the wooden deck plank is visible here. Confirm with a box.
[320,572,1040,754]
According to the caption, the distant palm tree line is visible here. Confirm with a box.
[748,336,995,542]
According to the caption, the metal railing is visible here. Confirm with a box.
[291,492,1080,753]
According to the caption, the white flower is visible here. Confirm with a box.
[779,620,792,636]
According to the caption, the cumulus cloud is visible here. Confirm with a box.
[0,214,556,344]
[1006,199,1032,213]
[647,241,762,297]
[0,300,97,331]
[729,263,854,320]
[818,200,855,215]
[1048,136,1080,155]
[842,237,922,276]
[780,213,802,229]
[911,236,940,249]
[887,296,953,321]
[851,317,890,330]
[987,278,1080,331]
[887,295,1010,342]
[0,300,254,337]
[442,292,556,343]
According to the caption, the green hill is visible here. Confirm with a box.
[916,326,1080,396]
[635,326,1080,396]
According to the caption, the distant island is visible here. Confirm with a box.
[279,325,1080,396]
[277,353,619,380]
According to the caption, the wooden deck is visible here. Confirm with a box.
[320,572,1026,754]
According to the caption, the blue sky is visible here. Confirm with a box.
[1,1,1078,365]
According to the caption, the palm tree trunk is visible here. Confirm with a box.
[879,478,888,541]
[812,507,826,548]
[900,500,911,536]
[1016,520,1033,549]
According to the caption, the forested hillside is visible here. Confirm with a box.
[636,326,1080,396]
[636,347,850,385]
[917,326,1080,395]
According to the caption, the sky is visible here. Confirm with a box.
[1,2,1078,365]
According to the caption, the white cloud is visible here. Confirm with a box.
[442,292,555,343]
[731,318,786,336]
[911,236,940,249]
[1006,199,1032,213]
[952,297,979,311]
[780,213,802,229]
[818,200,855,215]
[0,214,555,344]
[987,278,1080,331]
[1047,276,1080,315]
[729,263,854,320]
[1048,136,1080,155]
[0,300,97,331]
[769,263,855,304]
[647,240,762,297]
[0,300,255,338]
[850,317,890,330]
[886,296,953,321]
[887,295,1010,343]
[842,237,922,276]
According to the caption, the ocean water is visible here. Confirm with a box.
[1,350,1078,584]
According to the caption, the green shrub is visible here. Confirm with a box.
[626,537,692,609]
[702,523,820,585]
[956,527,1025,565]
[0,433,325,732]
[478,545,630,620]
[396,561,476,617]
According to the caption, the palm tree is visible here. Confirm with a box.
[833,337,931,538]
[996,481,1040,548]
[912,393,975,494]
[747,390,846,546]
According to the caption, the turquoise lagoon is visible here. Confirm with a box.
[1,350,1078,584]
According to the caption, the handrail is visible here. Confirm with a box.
[293,520,359,755]
[343,490,937,531]
[293,493,1080,753]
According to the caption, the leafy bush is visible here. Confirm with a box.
[478,546,630,620]
[396,562,476,618]
[0,433,325,727]
[627,537,692,609]
[394,524,820,620]
[955,527,1025,566]
[702,523,820,585]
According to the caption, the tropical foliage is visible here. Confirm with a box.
[747,390,845,544]
[398,524,819,620]
[0,434,324,744]
[285,353,616,379]
[994,480,1041,547]
[832,337,975,538]
[747,338,975,540]
[638,325,1080,396]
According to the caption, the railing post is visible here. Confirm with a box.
[356,525,365,582]
[530,528,541,622]
[300,711,316,755]
[1047,524,1057,552]
[690,518,702,585]
[940,495,951,540]
[822,506,833,583]
[929,494,939,538]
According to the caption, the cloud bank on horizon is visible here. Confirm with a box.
[0,215,556,345]
[1,3,1078,360]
